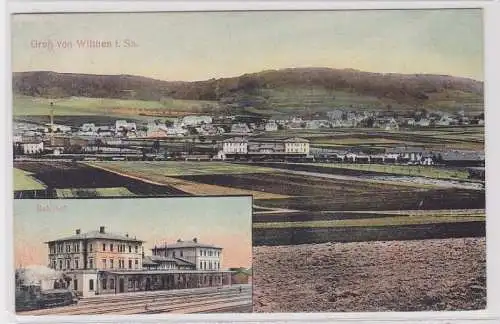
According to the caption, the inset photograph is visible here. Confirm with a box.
[14,196,252,315]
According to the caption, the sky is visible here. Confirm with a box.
[11,9,484,81]
[13,196,253,270]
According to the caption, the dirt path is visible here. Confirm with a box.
[253,237,486,312]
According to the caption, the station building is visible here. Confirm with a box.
[221,137,310,159]
[45,227,234,297]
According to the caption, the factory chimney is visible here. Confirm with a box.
[49,103,54,126]
[49,103,55,146]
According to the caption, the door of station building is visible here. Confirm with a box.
[119,278,125,293]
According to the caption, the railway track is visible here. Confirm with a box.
[19,286,252,315]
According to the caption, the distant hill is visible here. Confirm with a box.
[12,68,484,114]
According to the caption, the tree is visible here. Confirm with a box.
[66,144,82,154]
[95,139,104,152]
[152,140,160,153]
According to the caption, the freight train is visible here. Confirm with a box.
[15,284,79,312]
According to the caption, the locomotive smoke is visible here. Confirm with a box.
[17,265,63,289]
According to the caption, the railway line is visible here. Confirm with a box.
[18,285,252,315]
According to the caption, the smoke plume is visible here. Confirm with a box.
[16,265,63,289]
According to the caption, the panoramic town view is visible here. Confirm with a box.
[12,10,485,312]
[14,197,253,314]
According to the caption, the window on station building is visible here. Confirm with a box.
[173,251,176,258]
[135,246,138,253]
[52,260,56,269]
[89,244,93,252]
[58,260,63,270]
[135,259,139,268]
[74,259,79,269]
[110,259,114,269]
[129,245,132,253]
[102,279,107,290]
[180,250,183,257]
[110,244,114,252]
[89,258,94,269]
[102,259,107,269]
[110,279,115,290]
[66,244,71,253]
[128,279,134,289]
[89,279,94,291]
[102,244,106,251]
[199,262,202,269]
[128,260,132,269]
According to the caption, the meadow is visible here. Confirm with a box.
[247,87,483,115]
[13,168,46,191]
[255,126,485,151]
[306,163,470,180]
[13,95,220,119]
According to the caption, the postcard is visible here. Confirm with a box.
[14,196,253,315]
[11,9,485,313]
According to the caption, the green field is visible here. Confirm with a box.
[310,163,470,180]
[253,213,485,229]
[241,86,483,115]
[55,187,135,198]
[256,126,484,151]
[258,88,384,113]
[13,95,220,117]
[85,161,276,177]
[13,168,46,190]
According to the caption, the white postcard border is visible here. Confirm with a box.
[2,1,500,323]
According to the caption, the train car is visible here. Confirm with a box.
[467,167,485,181]
[15,284,78,312]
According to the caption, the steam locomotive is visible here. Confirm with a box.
[15,284,79,312]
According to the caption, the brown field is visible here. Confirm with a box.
[178,173,485,211]
[253,237,486,312]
